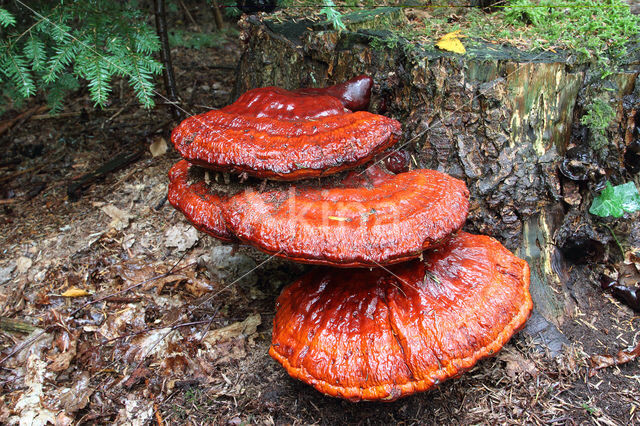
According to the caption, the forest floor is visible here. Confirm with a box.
[1,9,640,426]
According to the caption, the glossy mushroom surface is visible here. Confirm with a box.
[167,160,234,242]
[269,232,532,401]
[222,168,469,267]
[171,87,401,180]
[295,74,373,111]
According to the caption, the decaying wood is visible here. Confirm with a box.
[0,105,48,137]
[0,317,36,334]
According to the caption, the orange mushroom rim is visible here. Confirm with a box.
[167,160,471,268]
[268,232,533,402]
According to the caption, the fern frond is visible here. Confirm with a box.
[0,51,35,97]
[46,73,79,113]
[43,41,78,83]
[24,34,47,70]
[0,8,16,28]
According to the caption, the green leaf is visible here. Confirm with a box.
[589,181,640,218]
[44,41,78,84]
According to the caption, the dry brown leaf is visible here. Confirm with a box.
[47,338,77,372]
[201,314,261,348]
[498,350,538,379]
[149,136,168,157]
[589,340,640,376]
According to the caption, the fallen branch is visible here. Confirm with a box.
[0,105,48,137]
[0,317,36,334]
[67,147,144,201]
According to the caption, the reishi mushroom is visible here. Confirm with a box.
[171,81,401,180]
[167,160,234,242]
[294,74,373,111]
[269,232,533,401]
[222,167,469,267]
[167,75,532,402]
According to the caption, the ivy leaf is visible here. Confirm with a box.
[589,181,640,218]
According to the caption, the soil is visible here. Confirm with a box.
[1,10,640,426]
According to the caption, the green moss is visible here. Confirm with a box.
[581,97,616,149]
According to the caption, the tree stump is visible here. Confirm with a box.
[234,10,640,354]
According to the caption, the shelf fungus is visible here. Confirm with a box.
[294,74,373,112]
[269,232,533,402]
[167,160,234,242]
[222,168,470,267]
[171,82,401,180]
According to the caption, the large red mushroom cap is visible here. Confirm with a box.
[171,85,401,180]
[167,160,234,242]
[221,167,469,267]
[269,232,532,401]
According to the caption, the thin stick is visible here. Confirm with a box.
[154,0,181,120]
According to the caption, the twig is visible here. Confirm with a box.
[211,0,225,30]
[0,105,48,137]
[154,0,181,121]
[68,252,191,318]
[178,0,199,28]
[67,147,144,200]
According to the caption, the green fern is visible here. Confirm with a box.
[0,50,36,97]
[0,1,162,111]
[0,7,16,27]
[24,35,47,71]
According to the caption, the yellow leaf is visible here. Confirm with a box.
[436,30,466,54]
[328,216,351,222]
[60,288,90,298]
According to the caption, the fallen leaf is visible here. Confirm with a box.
[56,371,92,413]
[589,340,640,376]
[498,349,538,379]
[101,204,133,230]
[436,30,466,54]
[16,256,33,274]
[201,314,261,348]
[164,223,199,251]
[149,136,168,157]
[98,305,146,340]
[60,288,89,298]
[47,337,77,372]
[10,354,57,425]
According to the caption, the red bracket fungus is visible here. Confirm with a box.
[171,79,400,180]
[221,168,470,267]
[167,75,532,403]
[167,160,234,242]
[294,74,373,112]
[269,232,533,402]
